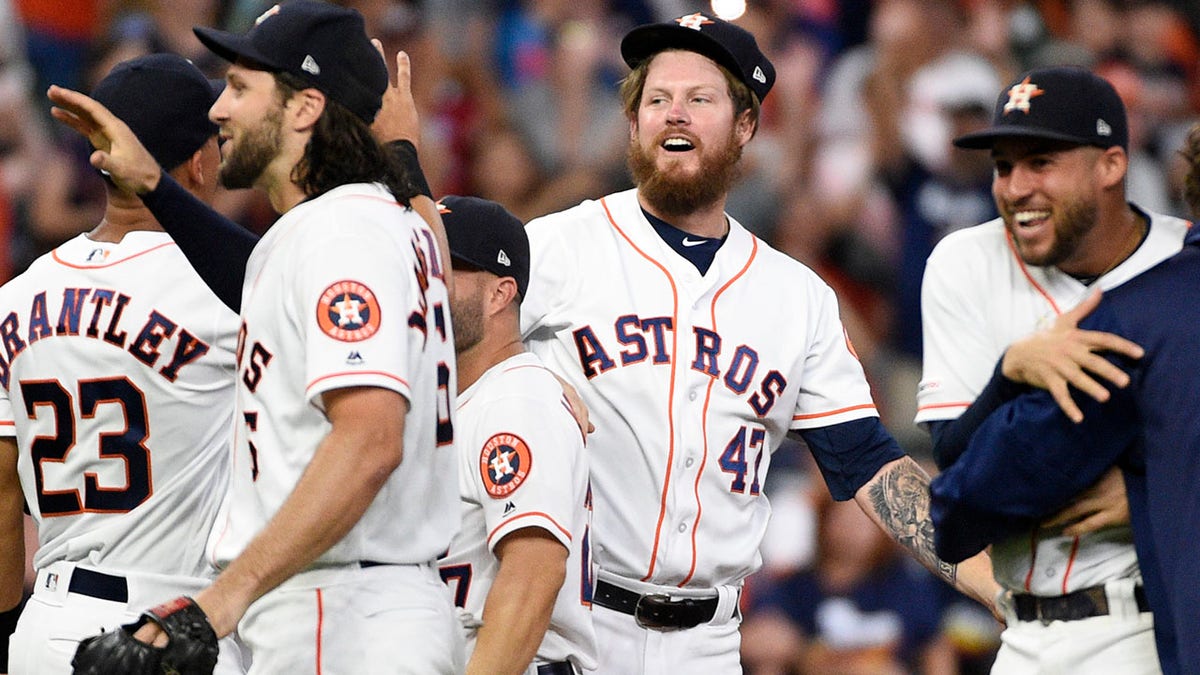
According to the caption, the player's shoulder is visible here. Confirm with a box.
[926,218,1008,266]
[526,190,625,235]
[1142,205,1192,238]
[731,221,832,289]
[469,352,567,403]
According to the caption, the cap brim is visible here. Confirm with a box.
[621,24,741,84]
[194,26,278,71]
[953,125,1095,149]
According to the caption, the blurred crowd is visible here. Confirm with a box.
[2,0,1197,672]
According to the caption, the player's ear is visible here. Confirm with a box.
[1095,146,1127,191]
[489,276,519,316]
[288,88,326,131]
[735,109,755,146]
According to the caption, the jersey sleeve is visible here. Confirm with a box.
[790,281,879,430]
[466,391,584,553]
[916,241,998,425]
[521,212,583,340]
[297,208,428,406]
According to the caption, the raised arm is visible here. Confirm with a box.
[47,85,257,312]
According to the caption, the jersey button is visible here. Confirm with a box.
[688,390,698,401]
[685,457,695,468]
[677,523,687,533]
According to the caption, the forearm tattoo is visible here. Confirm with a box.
[867,458,957,586]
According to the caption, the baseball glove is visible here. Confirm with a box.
[72,596,219,675]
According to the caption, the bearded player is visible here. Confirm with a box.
[519,14,998,672]
[0,54,246,674]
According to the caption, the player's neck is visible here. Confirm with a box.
[638,195,730,239]
[456,333,525,391]
[91,194,164,242]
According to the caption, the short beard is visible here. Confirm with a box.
[627,127,743,219]
[1011,198,1098,267]
[450,289,485,354]
[219,104,284,190]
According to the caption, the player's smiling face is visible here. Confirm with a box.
[991,138,1107,272]
[627,50,753,217]
[210,63,287,190]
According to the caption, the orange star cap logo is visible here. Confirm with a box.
[676,13,714,31]
[1003,77,1044,114]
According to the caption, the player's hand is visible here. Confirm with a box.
[552,373,594,440]
[1042,466,1130,536]
[1000,288,1143,423]
[46,85,162,194]
[369,41,420,148]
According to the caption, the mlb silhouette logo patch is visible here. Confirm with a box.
[479,433,532,498]
[316,280,382,342]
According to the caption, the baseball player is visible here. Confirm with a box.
[435,196,596,675]
[931,226,1200,675]
[519,14,998,672]
[49,3,462,672]
[0,54,246,674]
[917,66,1191,674]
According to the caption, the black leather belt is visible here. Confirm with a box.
[536,662,574,675]
[1013,584,1150,622]
[68,568,129,603]
[592,579,721,630]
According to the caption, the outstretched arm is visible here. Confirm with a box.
[1,437,24,667]
[47,85,257,312]
[853,456,1000,614]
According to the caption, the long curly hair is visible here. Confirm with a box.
[1181,122,1200,219]
[274,71,422,204]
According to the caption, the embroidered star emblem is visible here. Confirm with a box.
[1004,77,1044,114]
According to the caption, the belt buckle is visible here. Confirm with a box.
[634,593,678,631]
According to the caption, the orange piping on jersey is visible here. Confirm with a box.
[315,588,325,675]
[1005,229,1063,316]
[51,241,177,269]
[793,403,877,421]
[915,401,972,413]
[1061,536,1080,594]
[486,511,573,547]
[0,420,13,428]
[600,196,680,583]
[681,237,758,587]
[306,371,410,393]
[1024,529,1040,592]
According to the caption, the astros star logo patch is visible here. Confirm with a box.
[1003,76,1044,114]
[676,13,714,31]
[316,280,382,342]
[480,433,532,498]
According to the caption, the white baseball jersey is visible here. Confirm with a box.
[521,188,884,590]
[917,208,1190,595]
[438,352,597,671]
[207,182,459,568]
[0,231,238,576]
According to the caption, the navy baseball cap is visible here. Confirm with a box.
[954,66,1128,151]
[621,13,775,103]
[437,196,529,298]
[90,53,220,171]
[194,0,387,123]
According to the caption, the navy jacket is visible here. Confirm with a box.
[931,226,1200,675]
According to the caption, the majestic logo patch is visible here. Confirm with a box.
[1003,77,1044,114]
[316,280,382,342]
[479,433,532,498]
[676,13,714,31]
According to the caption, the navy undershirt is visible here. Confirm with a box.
[642,208,724,275]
